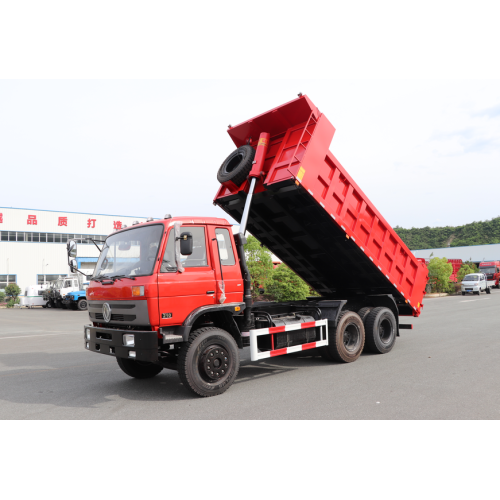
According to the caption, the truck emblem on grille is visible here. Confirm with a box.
[102,303,112,322]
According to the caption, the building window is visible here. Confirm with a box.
[37,274,67,285]
[0,230,106,243]
[0,275,16,289]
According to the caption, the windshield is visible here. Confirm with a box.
[479,267,495,274]
[54,278,64,289]
[463,275,480,281]
[93,224,164,279]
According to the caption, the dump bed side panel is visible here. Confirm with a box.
[215,96,427,317]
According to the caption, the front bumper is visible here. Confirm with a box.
[461,286,480,292]
[83,325,160,363]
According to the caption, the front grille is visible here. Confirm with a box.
[95,313,137,322]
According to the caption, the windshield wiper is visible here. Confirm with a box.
[90,275,111,282]
[108,275,136,281]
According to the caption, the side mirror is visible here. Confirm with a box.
[67,240,77,259]
[69,259,78,273]
[180,232,193,255]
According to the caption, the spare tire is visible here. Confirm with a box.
[217,145,255,186]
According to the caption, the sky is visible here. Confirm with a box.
[1,79,499,229]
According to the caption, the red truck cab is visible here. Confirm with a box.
[84,216,247,375]
[478,261,500,288]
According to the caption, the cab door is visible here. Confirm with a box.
[157,225,216,328]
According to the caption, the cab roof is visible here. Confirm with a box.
[112,216,232,235]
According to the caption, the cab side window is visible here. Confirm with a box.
[215,228,236,266]
[184,227,208,267]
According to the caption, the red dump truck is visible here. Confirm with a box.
[74,95,428,397]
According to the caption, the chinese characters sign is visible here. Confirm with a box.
[27,215,38,225]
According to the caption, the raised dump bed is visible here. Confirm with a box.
[214,95,428,317]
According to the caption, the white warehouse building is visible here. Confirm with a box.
[0,207,150,293]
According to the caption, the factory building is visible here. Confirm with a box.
[412,243,500,265]
[0,207,150,293]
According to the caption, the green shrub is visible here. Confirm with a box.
[267,265,311,302]
[5,283,22,301]
[0,291,6,303]
[6,297,20,308]
[427,257,453,293]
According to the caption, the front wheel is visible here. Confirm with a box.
[461,292,465,296]
[117,357,163,379]
[77,299,88,310]
[46,301,53,308]
[178,327,240,397]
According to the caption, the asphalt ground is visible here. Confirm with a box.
[1,290,500,420]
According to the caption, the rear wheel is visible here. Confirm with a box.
[178,327,240,397]
[357,307,373,324]
[486,287,491,294]
[461,292,465,296]
[364,307,397,354]
[320,311,365,363]
[117,357,163,379]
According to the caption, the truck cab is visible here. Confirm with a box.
[85,216,243,326]
[478,261,500,289]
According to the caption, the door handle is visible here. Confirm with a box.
[206,291,215,294]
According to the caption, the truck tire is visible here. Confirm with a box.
[357,307,373,324]
[77,299,88,310]
[486,287,491,294]
[364,307,397,354]
[46,301,53,308]
[461,292,465,296]
[320,310,365,363]
[178,327,240,397]
[116,357,163,379]
[217,145,255,186]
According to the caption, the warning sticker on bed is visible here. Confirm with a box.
[258,137,268,147]
[296,166,305,182]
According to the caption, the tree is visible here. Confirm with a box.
[427,257,453,293]
[243,235,274,300]
[457,261,479,282]
[5,284,21,301]
[267,264,311,302]
[0,291,6,303]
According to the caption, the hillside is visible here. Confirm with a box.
[394,217,500,250]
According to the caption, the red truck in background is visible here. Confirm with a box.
[71,95,428,397]
[478,261,500,288]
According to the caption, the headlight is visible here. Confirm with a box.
[85,328,91,340]
[132,286,144,297]
[123,334,135,347]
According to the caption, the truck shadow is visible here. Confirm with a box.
[0,348,355,413]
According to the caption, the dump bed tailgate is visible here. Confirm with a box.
[214,96,428,317]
